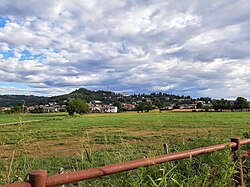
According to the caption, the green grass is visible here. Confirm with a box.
[1,112,249,145]
[0,112,67,124]
[1,111,250,186]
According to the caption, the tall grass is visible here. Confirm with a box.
[0,136,240,186]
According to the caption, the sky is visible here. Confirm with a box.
[0,0,250,99]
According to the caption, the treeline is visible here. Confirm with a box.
[211,97,249,111]
[0,95,47,107]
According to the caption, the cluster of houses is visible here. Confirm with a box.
[28,103,67,113]
[0,107,11,112]
[0,103,67,113]
[88,101,118,113]
[0,101,121,114]
[160,100,212,110]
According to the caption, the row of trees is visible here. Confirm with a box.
[210,97,249,111]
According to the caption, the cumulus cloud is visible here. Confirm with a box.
[0,0,250,99]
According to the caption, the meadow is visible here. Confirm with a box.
[0,111,250,186]
[0,112,66,124]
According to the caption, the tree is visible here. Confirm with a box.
[144,102,153,112]
[30,106,43,113]
[136,102,152,113]
[66,98,89,116]
[233,97,249,111]
[202,105,210,112]
[173,104,179,109]
[113,101,122,112]
[137,102,145,113]
[212,99,231,111]
[6,106,27,114]
[196,102,203,109]
[153,100,163,109]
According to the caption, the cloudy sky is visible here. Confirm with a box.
[0,0,250,99]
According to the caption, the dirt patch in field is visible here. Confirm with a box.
[0,135,149,159]
[85,127,160,138]
[86,126,226,135]
[0,137,87,158]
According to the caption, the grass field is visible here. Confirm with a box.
[0,112,66,124]
[1,111,250,186]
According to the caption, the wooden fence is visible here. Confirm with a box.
[1,137,250,187]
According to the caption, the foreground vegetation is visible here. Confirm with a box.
[1,112,250,186]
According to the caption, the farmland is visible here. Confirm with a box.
[0,112,66,125]
[1,111,250,186]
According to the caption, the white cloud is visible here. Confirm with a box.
[152,85,176,91]
[0,0,250,98]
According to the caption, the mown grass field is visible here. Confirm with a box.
[0,112,66,124]
[1,111,250,186]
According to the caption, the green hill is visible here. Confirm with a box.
[0,87,199,107]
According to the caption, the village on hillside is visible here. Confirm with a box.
[1,93,249,114]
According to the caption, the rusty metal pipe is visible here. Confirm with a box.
[241,150,250,158]
[231,137,245,187]
[46,141,238,187]
[1,181,31,187]
[29,170,47,187]
[2,138,250,187]
[239,139,250,145]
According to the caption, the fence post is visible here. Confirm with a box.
[231,137,244,187]
[29,170,47,187]
[163,143,169,154]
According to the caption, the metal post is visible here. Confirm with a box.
[163,143,169,154]
[231,137,244,187]
[29,170,47,187]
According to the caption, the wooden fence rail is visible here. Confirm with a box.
[1,137,250,187]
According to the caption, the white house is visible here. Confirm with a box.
[103,105,118,113]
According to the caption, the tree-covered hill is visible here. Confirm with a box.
[0,87,205,107]
[0,88,124,107]
[0,95,48,107]
[49,88,124,104]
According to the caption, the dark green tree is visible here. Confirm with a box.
[202,105,210,112]
[196,102,203,109]
[153,100,163,109]
[7,106,27,114]
[113,101,122,112]
[233,97,249,111]
[136,102,152,113]
[144,102,153,112]
[137,102,145,113]
[75,99,89,114]
[212,99,230,111]
[30,106,43,113]
[66,98,89,116]
[66,100,76,116]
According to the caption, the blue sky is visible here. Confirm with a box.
[0,0,250,99]
[0,17,8,27]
